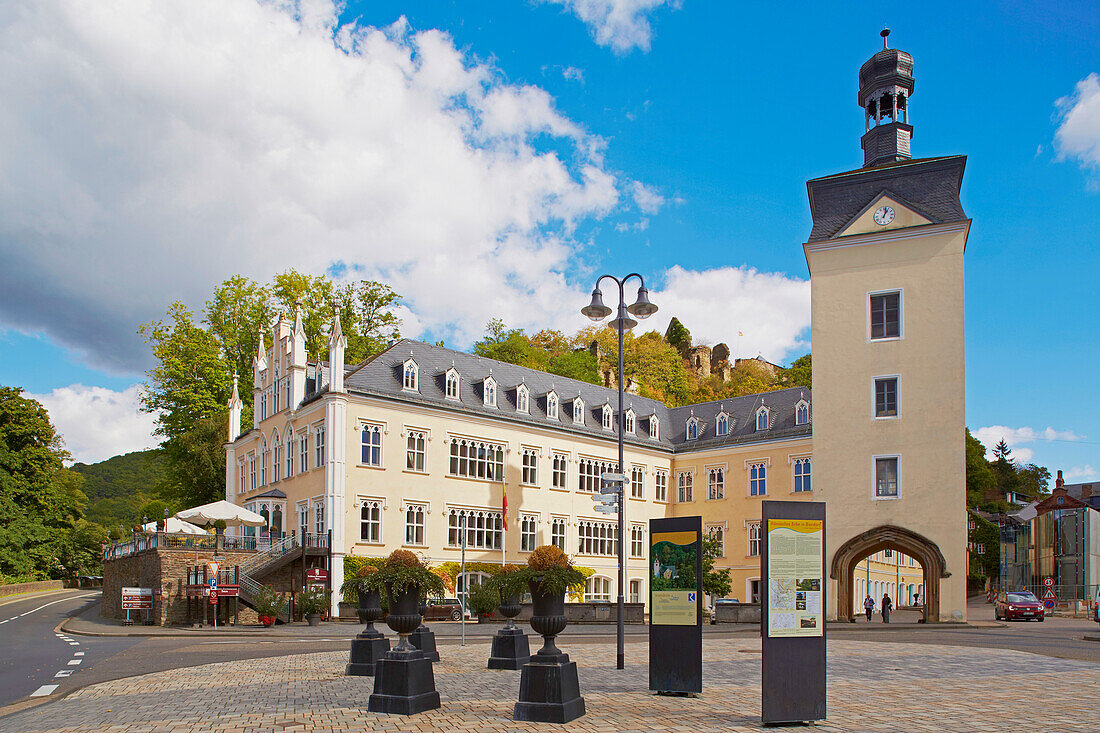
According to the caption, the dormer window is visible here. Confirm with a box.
[547,391,559,420]
[687,417,699,441]
[716,412,729,437]
[573,398,585,425]
[483,376,497,407]
[403,359,419,391]
[625,409,636,435]
[756,408,769,432]
[601,404,613,431]
[650,415,660,440]
[795,400,810,426]
[517,384,529,413]
[445,369,460,400]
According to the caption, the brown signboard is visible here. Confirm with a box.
[121,586,153,610]
[306,568,328,582]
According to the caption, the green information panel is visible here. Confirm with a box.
[651,530,699,626]
[766,518,824,637]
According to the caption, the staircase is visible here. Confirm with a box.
[235,533,328,623]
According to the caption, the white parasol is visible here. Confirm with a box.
[175,500,265,528]
[139,517,207,534]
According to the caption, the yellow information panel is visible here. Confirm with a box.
[766,518,823,637]
[651,530,699,626]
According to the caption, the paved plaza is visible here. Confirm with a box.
[4,636,1099,732]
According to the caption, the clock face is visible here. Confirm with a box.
[873,205,895,226]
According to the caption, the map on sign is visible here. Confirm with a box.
[766,519,824,638]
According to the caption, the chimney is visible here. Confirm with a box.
[1056,469,1064,491]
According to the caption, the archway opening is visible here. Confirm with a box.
[831,525,949,623]
[850,549,925,623]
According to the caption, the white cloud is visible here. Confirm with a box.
[0,0,639,371]
[1054,72,1100,181]
[649,265,811,363]
[972,425,1084,463]
[545,0,679,54]
[631,181,665,214]
[562,66,585,84]
[1064,465,1098,482]
[29,384,159,464]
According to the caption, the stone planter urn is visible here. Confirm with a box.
[346,589,390,676]
[305,613,321,626]
[513,579,585,723]
[367,586,440,715]
[409,599,439,662]
[488,592,530,670]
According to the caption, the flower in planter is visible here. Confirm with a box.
[363,550,446,598]
[498,545,585,599]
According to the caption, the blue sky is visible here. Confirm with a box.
[0,0,1097,476]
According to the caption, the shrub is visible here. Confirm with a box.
[500,545,586,598]
[467,581,501,616]
[365,550,446,597]
[252,585,287,619]
[298,587,330,616]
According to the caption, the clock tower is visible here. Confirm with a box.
[804,31,970,622]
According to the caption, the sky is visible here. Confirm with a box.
[0,0,1098,478]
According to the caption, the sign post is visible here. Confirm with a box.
[648,515,702,694]
[761,500,826,725]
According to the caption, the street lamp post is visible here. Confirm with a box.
[581,274,657,671]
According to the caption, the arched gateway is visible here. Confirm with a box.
[831,525,949,623]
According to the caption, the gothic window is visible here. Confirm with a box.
[630,524,645,558]
[650,415,659,440]
[707,525,725,557]
[625,409,636,434]
[403,359,419,391]
[483,377,497,407]
[655,470,668,502]
[260,438,268,485]
[445,369,460,400]
[552,453,568,489]
[272,432,281,482]
[314,501,325,535]
[749,462,767,496]
[297,502,308,537]
[299,434,308,472]
[577,521,618,556]
[361,424,383,467]
[406,430,426,472]
[285,432,294,477]
[248,455,256,491]
[314,427,325,467]
[360,500,381,543]
[547,391,559,420]
[573,398,585,425]
[521,448,539,486]
[794,458,812,492]
[405,504,426,545]
[716,413,729,437]
[517,384,529,413]
[677,471,694,503]
[551,517,567,550]
[795,401,810,426]
[631,466,644,498]
[448,438,505,481]
[578,457,615,493]
[707,467,725,500]
[520,515,538,552]
[748,522,761,556]
[601,405,613,431]
[447,508,503,549]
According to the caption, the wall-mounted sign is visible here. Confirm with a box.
[306,568,328,582]
[766,518,824,638]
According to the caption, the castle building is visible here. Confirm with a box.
[224,31,966,622]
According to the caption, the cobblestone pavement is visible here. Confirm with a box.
[4,638,1099,732]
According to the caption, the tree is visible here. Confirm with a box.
[474,320,548,370]
[786,354,812,389]
[205,275,273,385]
[965,429,997,507]
[664,317,691,357]
[701,532,733,598]
[0,387,88,581]
[59,520,108,581]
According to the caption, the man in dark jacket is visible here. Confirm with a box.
[881,593,892,623]
[863,594,875,621]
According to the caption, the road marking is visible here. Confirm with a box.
[1,593,98,625]
[67,659,81,665]
[68,642,80,646]
[74,651,84,656]
[54,670,73,677]
[30,685,59,697]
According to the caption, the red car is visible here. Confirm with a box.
[995,591,1045,622]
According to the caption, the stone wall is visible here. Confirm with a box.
[481,602,645,624]
[0,579,63,598]
[713,602,761,624]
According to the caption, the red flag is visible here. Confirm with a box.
[502,485,509,531]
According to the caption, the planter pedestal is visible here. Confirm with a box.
[489,596,529,670]
[368,587,440,715]
[513,582,585,724]
[347,590,390,676]
[409,603,440,662]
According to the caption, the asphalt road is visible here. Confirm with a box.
[0,590,141,708]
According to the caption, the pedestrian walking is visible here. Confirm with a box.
[881,593,892,623]
[863,594,875,621]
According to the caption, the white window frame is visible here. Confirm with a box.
[299,434,308,472]
[297,501,308,537]
[447,507,503,549]
[403,359,419,391]
[795,400,811,426]
[755,408,769,432]
[585,575,612,602]
[629,578,643,604]
[405,428,427,473]
[601,404,613,431]
[314,425,325,467]
[520,513,538,552]
[707,523,727,557]
[445,368,460,400]
[792,455,812,493]
[578,457,616,493]
[448,436,506,482]
[873,454,901,500]
[630,523,645,558]
[360,422,384,468]
[686,417,699,441]
[655,469,669,502]
[546,391,559,420]
[404,503,427,546]
[272,431,281,482]
[748,460,767,496]
[313,498,325,536]
[677,470,694,503]
[551,452,568,490]
[517,384,529,413]
[248,453,256,491]
[867,287,904,342]
[573,398,585,425]
[483,376,497,407]
[285,431,294,478]
[630,465,644,499]
[747,521,761,557]
[577,521,618,557]
[550,516,568,551]
[873,374,901,419]
[521,447,539,486]
[625,409,636,435]
[260,437,268,485]
[650,415,660,440]
[358,497,383,544]
[706,466,725,500]
[716,412,729,437]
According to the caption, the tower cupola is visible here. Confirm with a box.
[859,28,914,167]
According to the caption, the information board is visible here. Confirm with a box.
[649,516,702,694]
[766,518,824,637]
[121,586,153,610]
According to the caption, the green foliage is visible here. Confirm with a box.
[664,317,691,356]
[701,532,733,598]
[58,520,108,580]
[786,354,812,389]
[72,449,166,501]
[252,585,287,617]
[0,387,88,580]
[297,587,330,615]
[968,514,1001,580]
[466,580,501,615]
[364,555,446,597]
[966,430,1050,512]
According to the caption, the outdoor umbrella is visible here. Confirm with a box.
[175,500,265,528]
[139,517,207,534]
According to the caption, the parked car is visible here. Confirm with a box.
[423,597,474,621]
[995,591,1045,622]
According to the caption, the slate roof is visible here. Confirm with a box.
[806,155,967,241]
[336,340,812,453]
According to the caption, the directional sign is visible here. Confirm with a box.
[594,505,618,514]
[1044,577,1055,588]
[601,472,626,483]
[592,492,619,503]
[121,587,153,610]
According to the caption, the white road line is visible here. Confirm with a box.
[54,670,73,677]
[74,651,84,656]
[7,594,98,622]
[67,659,81,666]
[30,685,59,697]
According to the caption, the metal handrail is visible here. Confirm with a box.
[236,534,298,575]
